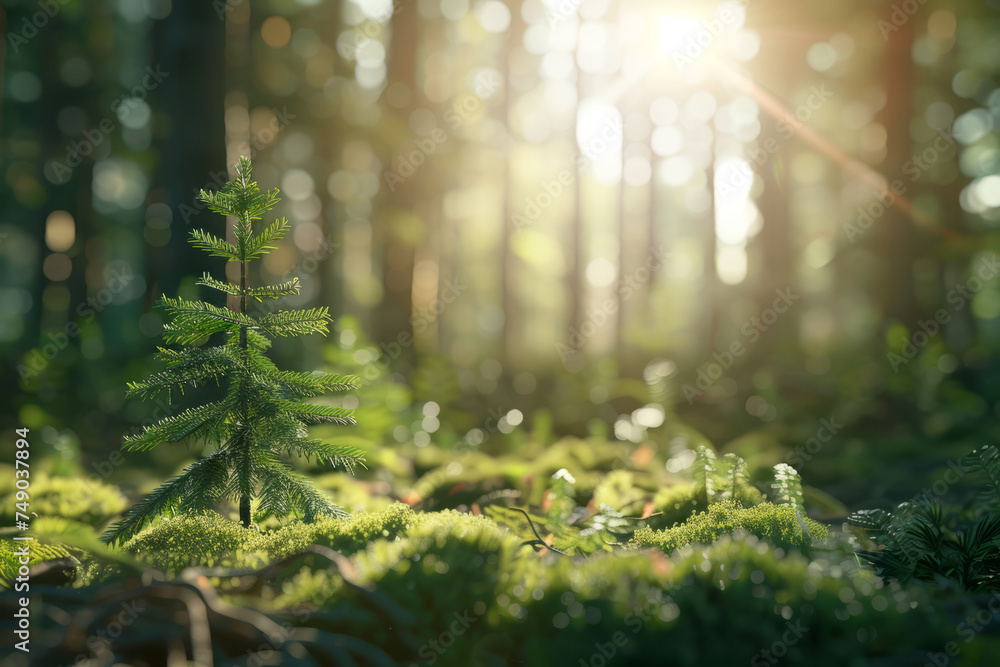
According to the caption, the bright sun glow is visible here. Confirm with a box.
[657,15,710,56]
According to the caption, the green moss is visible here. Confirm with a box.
[0,467,127,524]
[121,512,267,572]
[631,500,828,553]
[262,501,416,558]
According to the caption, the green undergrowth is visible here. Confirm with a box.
[0,465,127,525]
[269,523,945,666]
[631,499,829,554]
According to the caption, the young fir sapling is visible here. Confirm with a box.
[101,157,364,546]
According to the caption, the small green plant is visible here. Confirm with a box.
[101,157,364,545]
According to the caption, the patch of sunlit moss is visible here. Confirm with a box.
[631,500,827,553]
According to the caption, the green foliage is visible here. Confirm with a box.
[630,499,828,553]
[102,158,363,546]
[115,503,417,574]
[771,462,805,510]
[121,511,268,572]
[965,444,1000,512]
[848,499,1000,592]
[847,445,1000,592]
[0,467,127,525]
[0,539,74,588]
[262,502,418,559]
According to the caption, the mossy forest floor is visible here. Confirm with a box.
[1,433,999,666]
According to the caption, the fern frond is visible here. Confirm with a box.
[719,453,747,500]
[692,445,716,506]
[771,463,804,510]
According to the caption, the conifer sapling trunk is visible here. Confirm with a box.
[101,157,365,545]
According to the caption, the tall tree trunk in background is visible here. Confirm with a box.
[151,1,226,298]
[749,118,793,359]
[875,11,917,326]
[376,5,419,361]
[501,1,526,369]
[616,108,627,361]
[566,21,584,358]
[703,156,718,355]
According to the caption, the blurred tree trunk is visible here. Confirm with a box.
[375,5,420,360]
[703,157,718,354]
[749,119,794,360]
[566,22,583,357]
[500,1,527,368]
[151,0,226,298]
[875,10,918,325]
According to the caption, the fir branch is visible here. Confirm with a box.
[122,403,227,452]
[257,307,332,338]
[278,399,356,426]
[196,273,241,297]
[269,370,361,397]
[243,217,292,261]
[159,296,257,345]
[127,347,234,400]
[279,438,367,474]
[255,464,350,522]
[246,278,301,302]
[100,450,231,545]
[189,229,239,261]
